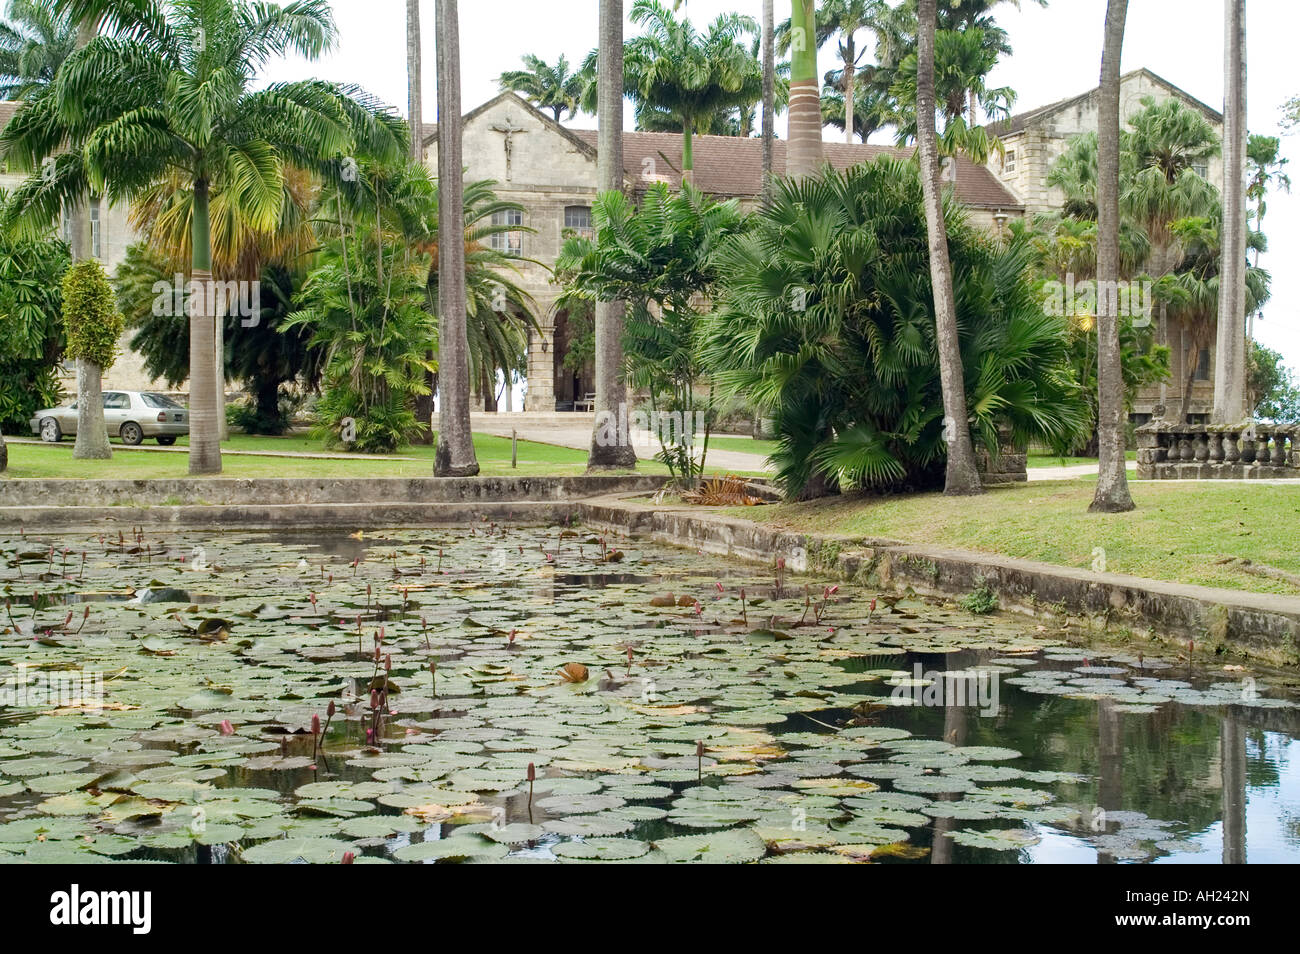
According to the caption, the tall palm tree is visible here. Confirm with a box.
[3,0,402,474]
[587,0,636,469]
[778,0,882,145]
[407,0,435,443]
[1213,0,1247,423]
[1245,134,1289,339]
[498,53,586,123]
[623,0,759,184]
[1090,0,1134,513]
[433,0,477,475]
[761,0,775,204]
[786,0,822,177]
[916,0,980,495]
[0,0,76,99]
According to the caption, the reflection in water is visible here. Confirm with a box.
[1222,711,1247,864]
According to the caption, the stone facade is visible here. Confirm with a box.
[985,69,1226,423]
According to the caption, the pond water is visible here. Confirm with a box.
[1,525,1297,864]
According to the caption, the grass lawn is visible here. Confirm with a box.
[705,435,778,458]
[1026,451,1136,468]
[2,433,630,479]
[729,479,1300,596]
[1,431,768,480]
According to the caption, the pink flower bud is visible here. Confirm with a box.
[341,851,355,864]
[219,720,234,735]
[527,762,536,782]
[312,714,321,736]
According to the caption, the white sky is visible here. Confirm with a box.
[265,0,1300,367]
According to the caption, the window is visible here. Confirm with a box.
[564,205,593,238]
[142,393,183,409]
[490,209,524,256]
[1194,348,1211,381]
[1003,149,1016,173]
[90,198,101,258]
[103,392,129,410]
[1191,162,1209,180]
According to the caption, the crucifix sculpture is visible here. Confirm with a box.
[489,115,527,181]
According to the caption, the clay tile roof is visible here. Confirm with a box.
[568,128,1021,211]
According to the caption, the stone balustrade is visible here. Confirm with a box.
[1135,421,1300,479]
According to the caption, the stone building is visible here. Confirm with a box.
[985,69,1227,423]
[425,91,1024,411]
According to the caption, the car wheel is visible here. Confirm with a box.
[156,436,177,446]
[39,418,62,442]
[120,422,144,446]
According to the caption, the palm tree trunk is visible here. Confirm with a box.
[1213,0,1248,424]
[588,0,637,469]
[434,0,479,477]
[786,0,823,178]
[682,121,694,184]
[1090,0,1135,513]
[0,430,6,473]
[188,177,222,475]
[843,41,856,145]
[408,0,434,444]
[68,14,111,460]
[916,0,981,496]
[761,0,775,204]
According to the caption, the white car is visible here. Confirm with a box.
[30,391,190,446]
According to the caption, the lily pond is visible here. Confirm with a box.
[1,524,1298,864]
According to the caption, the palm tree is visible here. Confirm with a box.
[498,53,586,123]
[587,0,636,469]
[1213,0,1247,424]
[0,0,75,99]
[1245,134,1289,339]
[433,0,477,475]
[916,0,980,495]
[786,0,822,178]
[761,0,775,204]
[3,0,400,475]
[623,0,760,184]
[1090,0,1134,513]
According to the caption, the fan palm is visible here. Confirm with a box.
[703,158,1087,499]
[0,0,404,474]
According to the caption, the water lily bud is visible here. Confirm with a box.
[327,700,336,718]
[370,688,379,709]
[312,714,321,736]
[696,740,704,758]
[219,719,234,735]
[341,851,355,864]
[384,653,391,673]
[527,762,536,782]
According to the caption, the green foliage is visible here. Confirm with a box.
[958,582,997,615]
[61,258,122,371]
[0,0,76,99]
[0,205,68,429]
[114,247,320,429]
[497,54,587,123]
[702,158,1089,499]
[560,182,747,484]
[622,0,762,158]
[1247,341,1300,424]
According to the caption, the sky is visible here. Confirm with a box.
[264,0,1300,368]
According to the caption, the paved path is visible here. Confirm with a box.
[468,418,774,474]
[5,437,424,462]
